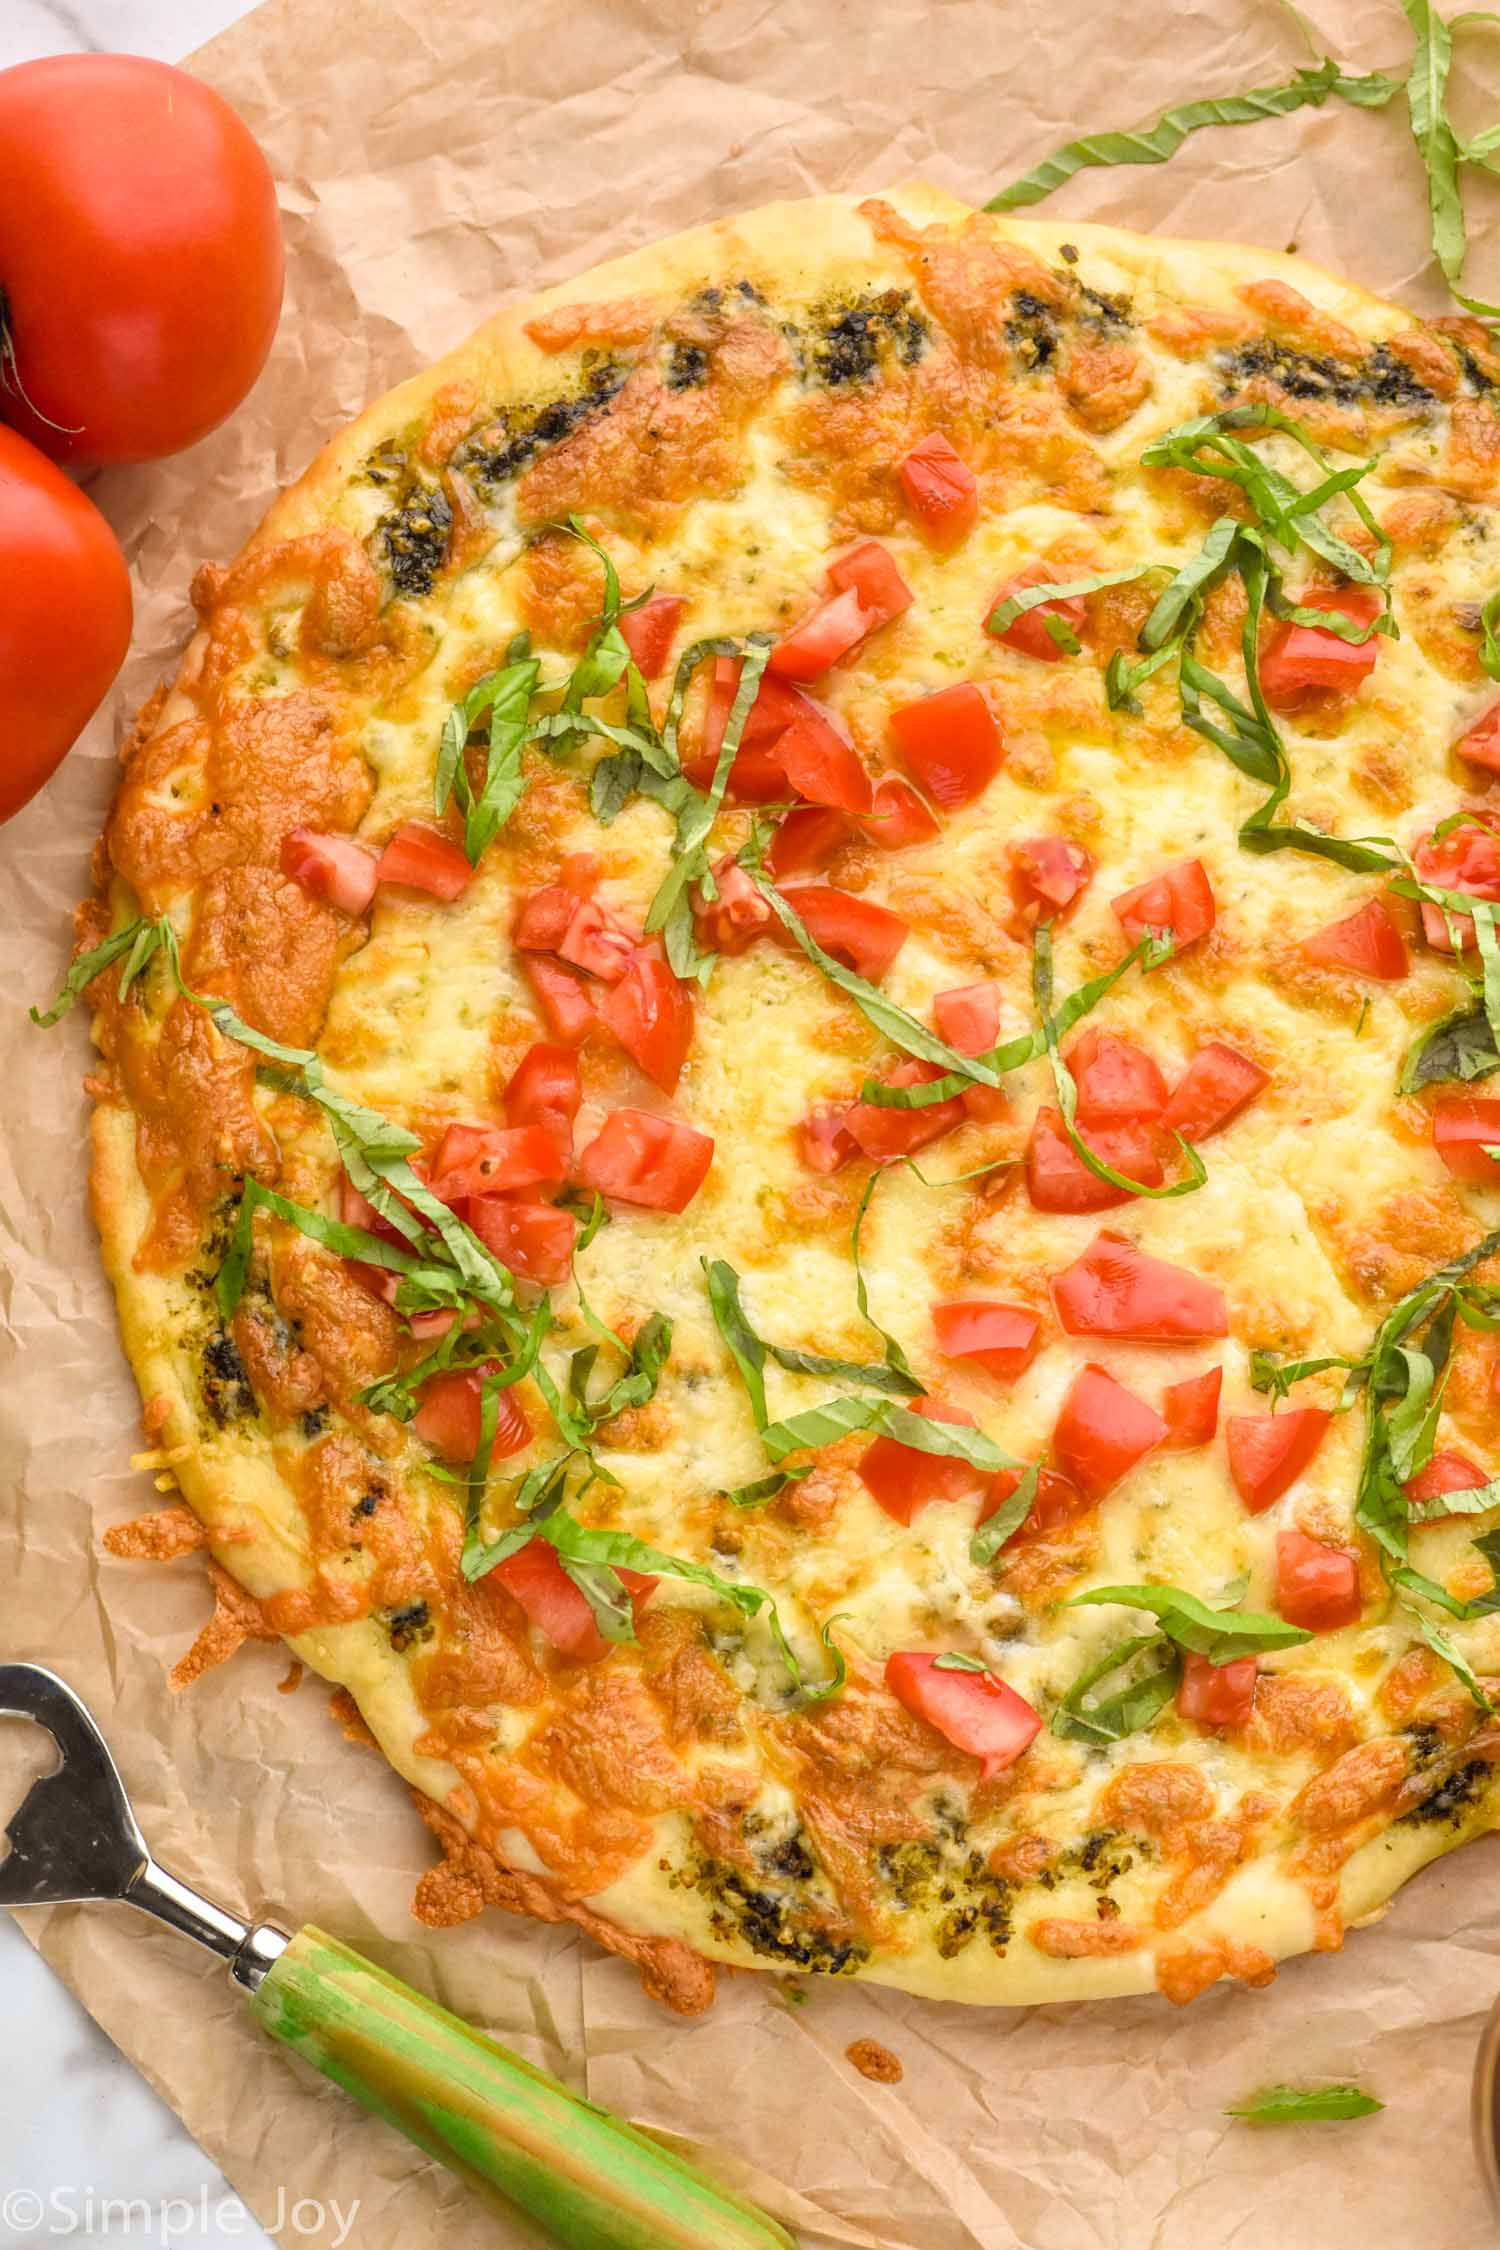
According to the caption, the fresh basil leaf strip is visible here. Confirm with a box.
[1401,998,1500,1090]
[985,565,1148,639]
[31,913,172,1026]
[760,1394,1015,1472]
[1408,1607,1496,1711]
[1049,1632,1181,1746]
[1401,0,1500,318]
[1226,2084,1383,2124]
[720,1467,813,1509]
[931,1652,990,1673]
[216,1176,423,1319]
[985,58,1400,211]
[969,1463,1038,1566]
[1068,1583,1313,1662]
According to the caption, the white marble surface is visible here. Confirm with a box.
[1,19,267,2247]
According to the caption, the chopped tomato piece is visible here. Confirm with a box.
[777,885,909,981]
[693,857,774,956]
[986,565,1087,661]
[514,884,578,951]
[1225,1406,1331,1513]
[844,1060,966,1161]
[557,896,638,983]
[768,805,850,877]
[376,821,473,901]
[1160,1367,1222,1451]
[428,1121,565,1200]
[898,431,979,547]
[933,983,999,1055]
[494,1539,657,1662]
[1110,858,1216,951]
[768,586,871,681]
[1414,812,1500,953]
[798,1103,857,1174]
[504,1042,581,1163]
[520,956,597,1044]
[1406,1449,1490,1521]
[1051,1232,1227,1342]
[888,682,1004,810]
[1300,895,1409,980]
[774,715,873,814]
[575,1108,714,1213]
[1456,701,1500,776]
[978,1464,1088,1544]
[1051,1363,1166,1499]
[617,592,684,679]
[1067,1028,1168,1126]
[1433,1097,1500,1182]
[1008,834,1094,922]
[1161,1042,1269,1142]
[412,1369,530,1463]
[864,775,940,850]
[1177,1652,1258,1728]
[598,950,695,1094]
[884,1651,1041,1781]
[690,660,842,799]
[466,1196,577,1285]
[932,1300,1042,1383]
[1024,1107,1163,1213]
[859,1398,983,1526]
[826,540,913,626]
[280,827,378,916]
[1260,584,1382,709]
[1276,1530,1361,1632]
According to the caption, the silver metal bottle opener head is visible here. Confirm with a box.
[0,1662,288,1990]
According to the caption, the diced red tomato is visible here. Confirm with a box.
[769,805,850,877]
[428,1121,565,1200]
[693,857,774,956]
[826,540,913,627]
[1051,1232,1227,1342]
[1159,1367,1222,1451]
[977,1464,1089,1544]
[986,565,1087,661]
[1275,1530,1361,1632]
[598,950,695,1094]
[1051,1363,1166,1499]
[859,1398,983,1526]
[521,956,597,1044]
[1024,1107,1164,1213]
[1067,1029,1168,1126]
[1110,858,1216,951]
[798,1103,857,1174]
[1414,813,1500,952]
[1300,895,1409,981]
[864,775,941,851]
[1405,1449,1489,1522]
[1008,834,1094,922]
[466,1196,577,1285]
[690,660,840,799]
[1161,1042,1270,1142]
[898,431,979,547]
[934,983,999,1056]
[280,827,378,916]
[1177,1652,1258,1728]
[888,683,1004,811]
[884,1651,1041,1781]
[494,1538,657,1662]
[777,885,909,981]
[1456,701,1500,776]
[557,896,638,984]
[844,1060,967,1161]
[1260,584,1382,709]
[575,1108,714,1213]
[376,821,473,901]
[1433,1097,1500,1182]
[768,586,871,681]
[411,1369,531,1463]
[775,715,873,814]
[514,884,577,951]
[932,1300,1042,1383]
[504,1042,580,1162]
[1225,1406,1331,1513]
[617,592,684,679]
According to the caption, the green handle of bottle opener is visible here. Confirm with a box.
[248,1926,798,2250]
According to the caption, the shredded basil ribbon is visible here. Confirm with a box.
[1226,2084,1384,2124]
[1067,1582,1314,1663]
[1050,1633,1181,1746]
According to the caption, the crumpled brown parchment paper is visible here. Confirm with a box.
[5,1,1500,2243]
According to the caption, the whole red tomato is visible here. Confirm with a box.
[0,55,283,466]
[0,426,132,821]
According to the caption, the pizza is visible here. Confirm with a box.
[51,181,1500,2013]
